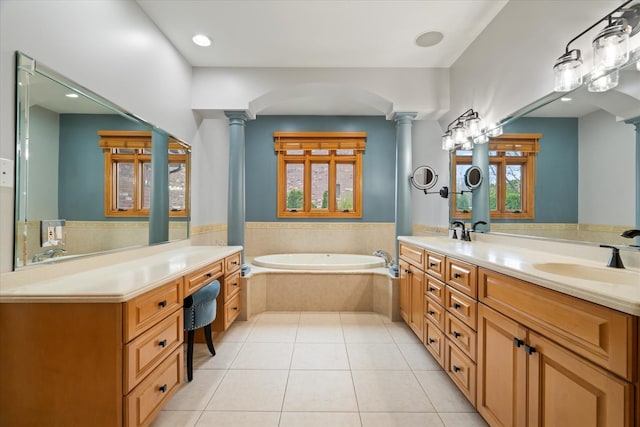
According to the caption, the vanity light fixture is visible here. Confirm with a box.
[441,109,494,151]
[192,34,212,47]
[554,0,640,92]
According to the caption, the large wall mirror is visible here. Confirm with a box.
[14,52,191,269]
[476,50,639,246]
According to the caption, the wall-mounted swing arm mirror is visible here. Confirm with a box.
[410,165,437,191]
[13,51,191,269]
[463,166,483,190]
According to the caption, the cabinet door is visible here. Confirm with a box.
[527,331,632,427]
[408,268,424,338]
[399,260,411,323]
[477,304,527,427]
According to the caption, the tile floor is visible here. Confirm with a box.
[151,312,488,427]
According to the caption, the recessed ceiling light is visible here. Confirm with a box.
[65,93,79,98]
[415,31,444,48]
[560,97,572,101]
[192,34,212,47]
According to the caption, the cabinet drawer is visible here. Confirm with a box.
[125,347,183,427]
[184,260,224,297]
[445,286,477,330]
[445,257,477,298]
[423,317,445,368]
[223,290,242,329]
[424,296,445,331]
[425,275,446,306]
[124,309,183,393]
[425,251,445,281]
[223,271,241,301]
[445,312,477,361]
[479,268,636,381]
[399,242,424,269]
[225,252,242,274]
[125,279,183,342]
[445,339,476,407]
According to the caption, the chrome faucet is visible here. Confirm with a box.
[373,250,394,268]
[32,248,67,263]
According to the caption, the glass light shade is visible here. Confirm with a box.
[593,24,630,70]
[588,69,619,92]
[452,125,467,144]
[442,134,454,151]
[553,49,583,92]
[487,123,503,137]
[465,116,483,137]
[474,133,489,144]
[461,139,474,150]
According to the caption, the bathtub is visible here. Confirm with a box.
[251,253,386,270]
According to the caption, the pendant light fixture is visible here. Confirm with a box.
[553,0,640,92]
[441,109,493,151]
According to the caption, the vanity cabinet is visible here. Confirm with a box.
[213,252,243,331]
[398,257,424,336]
[478,268,636,427]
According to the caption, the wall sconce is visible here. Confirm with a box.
[441,109,501,151]
[553,0,640,93]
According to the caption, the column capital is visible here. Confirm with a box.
[224,111,250,126]
[392,112,417,125]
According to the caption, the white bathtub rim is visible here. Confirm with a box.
[251,253,386,271]
[245,264,394,278]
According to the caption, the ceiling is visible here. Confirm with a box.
[136,0,509,68]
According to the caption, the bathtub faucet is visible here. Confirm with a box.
[373,250,394,268]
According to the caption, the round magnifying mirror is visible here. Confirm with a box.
[410,166,437,190]
[464,166,483,190]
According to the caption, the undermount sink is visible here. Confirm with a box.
[532,262,639,286]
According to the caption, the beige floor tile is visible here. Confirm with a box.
[163,370,226,410]
[342,324,394,343]
[256,312,301,324]
[397,343,442,371]
[150,410,201,427]
[206,370,288,411]
[191,341,243,370]
[340,312,384,325]
[352,371,435,412]
[290,343,350,370]
[279,412,361,427]
[215,320,255,342]
[386,322,423,344]
[230,342,294,369]
[283,370,358,412]
[346,343,410,370]
[299,312,342,324]
[438,412,489,426]
[296,324,345,343]
[246,324,299,342]
[360,412,445,427]
[195,411,280,427]
[414,371,475,412]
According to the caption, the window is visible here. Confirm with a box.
[274,131,365,218]
[99,130,189,217]
[452,133,540,219]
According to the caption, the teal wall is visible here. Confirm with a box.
[58,114,148,221]
[501,117,579,223]
[245,116,396,222]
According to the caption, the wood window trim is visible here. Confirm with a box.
[452,133,540,220]
[99,130,189,218]
[275,131,365,219]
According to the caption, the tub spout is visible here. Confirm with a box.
[372,250,394,268]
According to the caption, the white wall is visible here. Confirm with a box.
[412,120,450,230]
[0,0,197,272]
[578,110,636,226]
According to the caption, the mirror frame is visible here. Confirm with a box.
[410,165,438,190]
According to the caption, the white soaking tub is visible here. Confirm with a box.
[251,253,386,270]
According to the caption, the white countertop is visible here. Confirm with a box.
[399,236,640,316]
[0,246,242,303]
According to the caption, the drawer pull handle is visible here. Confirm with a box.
[453,273,462,279]
[206,273,213,278]
[452,365,461,373]
[525,345,537,355]
[429,262,436,267]
[513,338,524,348]
[158,339,167,348]
[428,310,435,316]
[233,306,239,311]
[452,331,461,338]
[232,261,239,265]
[232,282,238,287]
[159,384,168,393]
[428,287,436,292]
[158,300,167,308]
[428,338,436,344]
[453,303,461,309]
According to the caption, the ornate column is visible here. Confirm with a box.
[225,111,249,267]
[471,142,491,232]
[393,112,417,273]
[149,128,169,244]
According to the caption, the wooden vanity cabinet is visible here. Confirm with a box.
[398,257,425,337]
[213,252,243,331]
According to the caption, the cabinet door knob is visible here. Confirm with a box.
[453,303,461,309]
[428,310,435,316]
[428,338,436,344]
[525,345,537,355]
[513,338,524,348]
[158,300,167,308]
[158,339,167,348]
[428,287,436,292]
[452,331,461,338]
[453,273,462,279]
[159,384,168,393]
[232,282,238,287]
[429,262,436,267]
[233,306,239,311]
[452,365,461,373]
